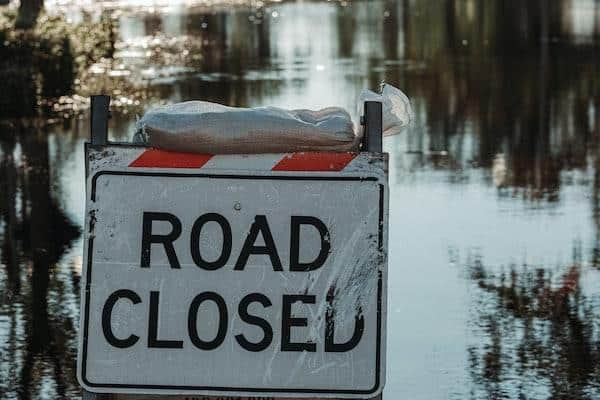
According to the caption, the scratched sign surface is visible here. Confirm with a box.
[78,146,388,398]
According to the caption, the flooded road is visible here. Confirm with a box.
[0,0,599,398]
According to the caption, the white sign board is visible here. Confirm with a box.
[78,147,388,398]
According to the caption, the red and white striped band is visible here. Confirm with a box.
[128,149,359,172]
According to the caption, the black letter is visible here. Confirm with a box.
[148,291,183,348]
[324,295,364,352]
[190,213,232,270]
[188,292,228,350]
[281,294,316,352]
[290,216,331,271]
[102,289,141,348]
[235,215,282,271]
[141,212,182,268]
[235,293,273,352]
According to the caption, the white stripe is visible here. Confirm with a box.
[201,154,286,171]
[343,153,379,172]
[90,147,146,172]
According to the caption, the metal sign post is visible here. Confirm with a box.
[81,97,387,400]
[90,95,110,145]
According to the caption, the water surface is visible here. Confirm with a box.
[0,0,599,398]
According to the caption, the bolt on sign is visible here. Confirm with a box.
[78,147,389,398]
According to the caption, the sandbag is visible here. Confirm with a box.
[134,102,358,154]
[133,83,412,154]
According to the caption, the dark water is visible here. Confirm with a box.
[0,0,599,398]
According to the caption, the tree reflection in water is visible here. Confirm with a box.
[466,253,600,399]
[0,124,81,399]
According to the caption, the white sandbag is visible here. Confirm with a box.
[135,101,358,154]
[133,83,411,154]
[356,83,412,137]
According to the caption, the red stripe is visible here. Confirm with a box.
[272,152,357,172]
[129,149,213,168]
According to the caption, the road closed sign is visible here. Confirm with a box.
[78,147,388,398]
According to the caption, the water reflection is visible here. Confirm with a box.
[466,253,600,399]
[0,123,81,398]
[0,0,599,398]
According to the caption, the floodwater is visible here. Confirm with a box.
[0,0,599,398]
